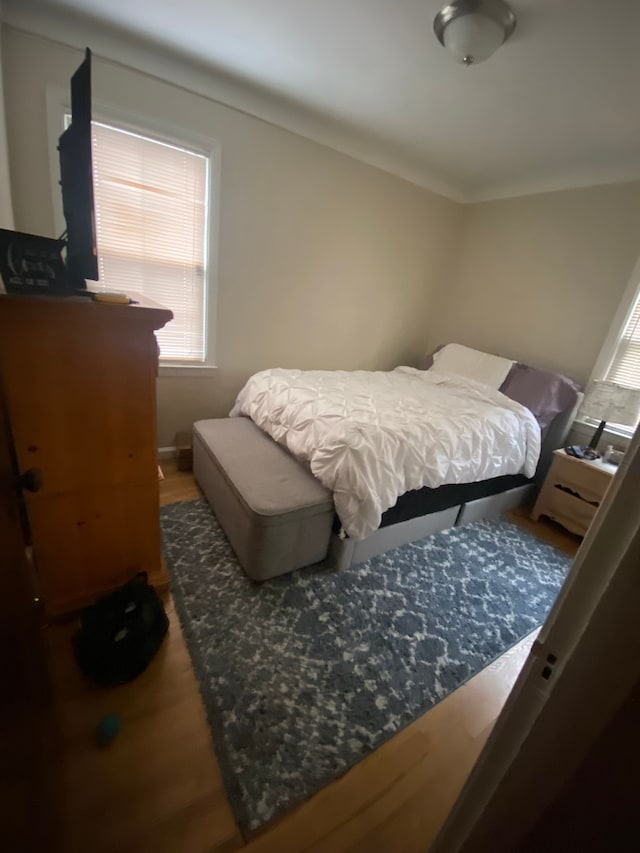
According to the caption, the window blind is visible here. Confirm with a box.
[91,121,209,361]
[605,292,640,391]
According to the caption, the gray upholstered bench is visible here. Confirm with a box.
[193,418,334,581]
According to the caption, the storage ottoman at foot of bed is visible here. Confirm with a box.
[193,418,334,581]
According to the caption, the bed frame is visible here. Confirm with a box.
[328,396,581,571]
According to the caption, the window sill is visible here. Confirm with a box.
[158,363,218,378]
[573,417,634,444]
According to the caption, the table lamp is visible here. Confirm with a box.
[577,380,640,454]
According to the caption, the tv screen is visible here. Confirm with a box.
[58,47,99,290]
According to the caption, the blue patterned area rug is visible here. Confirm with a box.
[160,498,571,834]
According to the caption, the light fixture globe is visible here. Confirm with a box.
[434,0,517,66]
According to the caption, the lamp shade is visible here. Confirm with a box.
[578,380,640,427]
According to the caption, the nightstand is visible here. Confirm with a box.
[531,449,617,537]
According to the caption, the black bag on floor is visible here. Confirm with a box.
[74,572,169,685]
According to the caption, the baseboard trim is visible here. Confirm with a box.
[158,446,176,460]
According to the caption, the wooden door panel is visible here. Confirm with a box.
[0,385,39,639]
[0,378,61,850]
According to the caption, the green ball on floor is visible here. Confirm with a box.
[96,713,121,747]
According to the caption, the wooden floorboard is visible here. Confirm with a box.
[37,460,578,853]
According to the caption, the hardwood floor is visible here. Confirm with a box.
[506,503,582,558]
[158,459,202,507]
[38,462,579,853]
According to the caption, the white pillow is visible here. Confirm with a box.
[431,343,514,389]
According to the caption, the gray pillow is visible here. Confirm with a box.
[499,363,582,432]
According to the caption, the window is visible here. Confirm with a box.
[590,257,640,436]
[604,292,640,389]
[88,120,210,363]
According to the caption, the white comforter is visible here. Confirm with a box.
[230,367,541,540]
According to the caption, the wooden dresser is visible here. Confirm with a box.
[0,294,173,618]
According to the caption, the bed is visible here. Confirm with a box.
[229,344,582,569]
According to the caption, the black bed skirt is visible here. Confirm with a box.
[332,473,531,534]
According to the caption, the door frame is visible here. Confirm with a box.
[431,423,640,852]
[1,370,61,850]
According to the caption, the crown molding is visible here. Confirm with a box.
[0,0,466,202]
[465,166,640,204]
[5,1,639,206]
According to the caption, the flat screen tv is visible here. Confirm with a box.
[57,47,99,290]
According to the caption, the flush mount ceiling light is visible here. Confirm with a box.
[433,0,517,67]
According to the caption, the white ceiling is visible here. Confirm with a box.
[5,0,640,200]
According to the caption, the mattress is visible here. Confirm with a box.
[230,366,540,539]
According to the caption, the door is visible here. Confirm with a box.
[431,423,640,852]
[0,380,40,663]
[0,380,60,850]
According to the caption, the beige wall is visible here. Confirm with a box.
[0,9,14,230]
[1,27,460,445]
[428,183,640,384]
[3,27,640,446]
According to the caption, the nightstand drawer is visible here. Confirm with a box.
[546,486,598,534]
[548,462,609,505]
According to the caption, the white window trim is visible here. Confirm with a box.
[158,362,218,378]
[46,87,221,375]
[580,251,640,440]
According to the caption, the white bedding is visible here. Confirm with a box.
[230,367,541,540]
